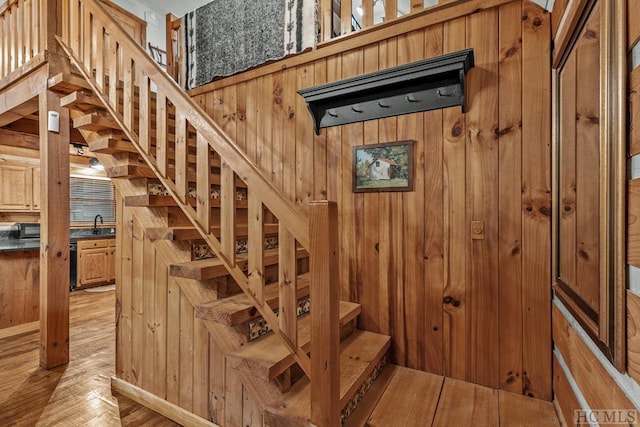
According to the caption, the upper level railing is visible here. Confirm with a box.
[0,0,46,84]
[166,0,460,87]
[320,0,458,41]
[57,0,341,424]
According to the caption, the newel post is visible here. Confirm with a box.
[309,201,340,427]
[42,0,62,53]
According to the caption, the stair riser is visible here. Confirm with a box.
[228,318,358,384]
[274,321,357,394]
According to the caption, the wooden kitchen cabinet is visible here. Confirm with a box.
[0,163,39,211]
[77,238,115,288]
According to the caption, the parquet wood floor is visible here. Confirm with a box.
[0,289,179,427]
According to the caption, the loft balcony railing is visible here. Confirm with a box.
[0,0,48,86]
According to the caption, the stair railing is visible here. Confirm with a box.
[57,0,340,424]
[0,0,46,83]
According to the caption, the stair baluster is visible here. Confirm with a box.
[196,134,211,230]
[248,194,264,304]
[220,163,236,267]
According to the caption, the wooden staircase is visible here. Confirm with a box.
[50,0,391,425]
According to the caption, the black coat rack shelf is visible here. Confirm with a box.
[298,48,474,135]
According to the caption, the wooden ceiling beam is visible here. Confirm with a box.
[0,65,47,115]
[0,127,39,149]
[0,98,39,127]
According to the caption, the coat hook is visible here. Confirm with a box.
[436,89,454,97]
[327,109,338,117]
[406,95,419,103]
[378,101,390,108]
[352,105,364,113]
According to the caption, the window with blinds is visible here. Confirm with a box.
[70,177,115,223]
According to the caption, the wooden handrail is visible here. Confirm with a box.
[0,0,20,16]
[56,2,341,421]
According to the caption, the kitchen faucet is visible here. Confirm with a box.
[93,214,104,234]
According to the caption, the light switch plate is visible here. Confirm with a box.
[471,220,485,240]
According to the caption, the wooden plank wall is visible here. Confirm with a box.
[189,0,552,399]
[115,184,218,424]
[113,168,264,425]
[552,0,640,419]
[0,250,39,329]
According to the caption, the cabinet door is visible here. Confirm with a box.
[108,241,116,283]
[78,243,110,287]
[31,167,40,210]
[0,165,32,210]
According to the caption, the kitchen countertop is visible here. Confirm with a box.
[0,239,40,253]
[0,229,116,253]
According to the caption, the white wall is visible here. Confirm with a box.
[108,0,210,51]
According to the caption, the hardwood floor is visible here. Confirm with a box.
[0,289,178,426]
[0,289,560,426]
[346,365,561,427]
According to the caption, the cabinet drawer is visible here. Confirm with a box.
[78,238,110,250]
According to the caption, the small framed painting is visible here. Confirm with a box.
[353,140,414,193]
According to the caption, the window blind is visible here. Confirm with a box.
[70,177,115,223]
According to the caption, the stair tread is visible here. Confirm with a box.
[124,194,249,208]
[60,90,105,112]
[48,72,92,94]
[106,164,156,179]
[73,112,121,131]
[87,138,138,154]
[169,247,308,280]
[196,272,311,326]
[146,224,279,241]
[227,302,363,381]
[263,330,391,425]
[124,194,176,207]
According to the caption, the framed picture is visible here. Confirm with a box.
[353,140,414,193]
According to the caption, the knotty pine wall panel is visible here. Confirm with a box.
[520,0,552,400]
[190,0,552,399]
[497,0,523,395]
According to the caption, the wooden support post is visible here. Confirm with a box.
[39,89,70,369]
[309,200,340,427]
